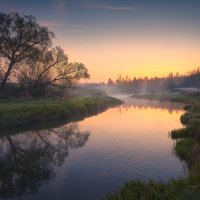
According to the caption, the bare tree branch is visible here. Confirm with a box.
[0,12,54,92]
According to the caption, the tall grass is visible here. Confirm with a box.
[106,179,200,200]
[0,96,122,129]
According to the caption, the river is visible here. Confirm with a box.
[0,97,188,200]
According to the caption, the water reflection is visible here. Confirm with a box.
[118,98,183,114]
[0,99,187,200]
[0,123,90,198]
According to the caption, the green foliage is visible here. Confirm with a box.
[174,138,197,162]
[171,126,197,139]
[181,112,200,126]
[0,96,122,129]
[0,83,23,97]
[106,179,200,200]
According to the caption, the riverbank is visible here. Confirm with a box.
[106,91,200,200]
[0,96,122,130]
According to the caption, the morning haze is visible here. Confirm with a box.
[0,0,200,200]
[1,0,200,82]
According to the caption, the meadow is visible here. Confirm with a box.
[0,96,122,130]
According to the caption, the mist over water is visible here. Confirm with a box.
[0,98,187,200]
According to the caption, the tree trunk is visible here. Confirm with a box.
[0,62,14,93]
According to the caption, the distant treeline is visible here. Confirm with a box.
[83,68,200,93]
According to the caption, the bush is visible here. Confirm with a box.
[174,138,197,163]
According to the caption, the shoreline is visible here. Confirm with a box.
[106,92,200,200]
[0,96,122,131]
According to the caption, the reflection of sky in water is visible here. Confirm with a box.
[119,98,184,114]
[0,99,187,200]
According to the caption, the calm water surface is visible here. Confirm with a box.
[0,98,188,200]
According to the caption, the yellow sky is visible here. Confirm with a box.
[57,35,200,82]
[2,0,200,83]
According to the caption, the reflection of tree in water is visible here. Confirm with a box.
[0,123,89,198]
[118,98,183,114]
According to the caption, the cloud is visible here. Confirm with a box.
[39,21,83,33]
[40,21,65,27]
[82,4,143,11]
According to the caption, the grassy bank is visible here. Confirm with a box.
[106,91,200,200]
[0,96,122,130]
[131,90,200,103]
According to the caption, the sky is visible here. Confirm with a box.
[0,0,200,82]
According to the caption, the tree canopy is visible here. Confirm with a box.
[18,46,89,91]
[0,12,89,96]
[0,12,54,91]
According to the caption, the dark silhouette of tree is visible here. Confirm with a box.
[0,12,54,93]
[107,78,114,85]
[189,67,200,88]
[17,46,89,92]
[83,68,200,94]
[165,73,175,89]
[0,123,90,198]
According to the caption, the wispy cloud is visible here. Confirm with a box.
[39,21,83,33]
[40,21,66,27]
[82,4,143,11]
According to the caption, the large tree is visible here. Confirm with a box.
[17,46,90,92]
[0,12,54,92]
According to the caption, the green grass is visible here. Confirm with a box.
[106,179,200,200]
[107,91,200,200]
[0,96,122,130]
[171,126,197,139]
[174,138,197,163]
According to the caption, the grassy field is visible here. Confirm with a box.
[106,91,200,200]
[0,96,122,130]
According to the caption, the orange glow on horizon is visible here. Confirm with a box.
[54,24,200,83]
[60,41,200,82]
